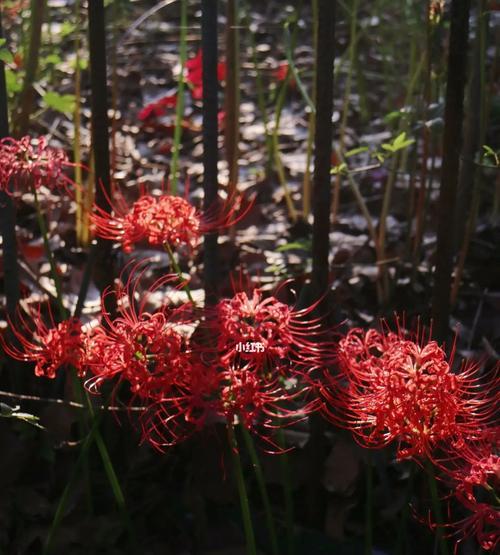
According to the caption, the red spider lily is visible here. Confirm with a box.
[139,281,328,451]
[321,323,497,460]
[436,427,500,551]
[90,185,253,253]
[138,93,177,121]
[211,286,331,375]
[0,136,75,194]
[83,270,195,402]
[186,48,226,100]
[218,361,318,435]
[141,353,319,452]
[274,62,296,88]
[139,356,222,450]
[1,308,84,379]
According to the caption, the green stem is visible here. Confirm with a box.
[425,460,449,555]
[30,197,134,545]
[277,428,294,555]
[228,424,257,555]
[246,8,273,179]
[33,187,66,320]
[302,0,318,218]
[395,466,415,555]
[164,242,194,303]
[241,427,279,555]
[170,0,188,194]
[364,455,373,555]
[43,409,105,555]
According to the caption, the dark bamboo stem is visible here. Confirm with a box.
[0,11,20,319]
[202,0,219,306]
[225,0,240,201]
[13,0,46,136]
[306,0,336,530]
[312,0,335,310]
[431,0,471,342]
[87,0,116,316]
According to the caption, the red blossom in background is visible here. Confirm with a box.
[186,48,226,100]
[90,187,253,253]
[1,310,84,379]
[321,324,497,459]
[274,62,296,88]
[138,93,177,121]
[0,136,74,194]
[437,427,500,551]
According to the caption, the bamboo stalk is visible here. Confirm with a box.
[225,0,240,201]
[202,0,219,306]
[0,8,22,391]
[13,0,46,136]
[332,0,359,224]
[302,0,318,219]
[170,0,188,194]
[431,0,471,342]
[306,0,336,531]
[451,0,489,306]
[0,10,20,317]
[87,0,116,317]
[312,0,335,307]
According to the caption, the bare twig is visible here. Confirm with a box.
[0,389,146,412]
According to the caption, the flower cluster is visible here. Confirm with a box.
[322,326,494,459]
[0,136,73,194]
[91,188,252,253]
[438,428,500,551]
[1,310,84,379]
[138,93,177,121]
[186,48,227,100]
[321,322,499,549]
[141,283,327,450]
[91,193,202,253]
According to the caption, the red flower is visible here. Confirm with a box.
[218,361,316,436]
[91,187,253,253]
[186,48,226,100]
[1,309,84,379]
[213,287,328,374]
[322,324,496,459]
[140,356,222,450]
[0,136,73,194]
[84,272,194,402]
[274,62,296,88]
[438,427,499,551]
[138,93,177,121]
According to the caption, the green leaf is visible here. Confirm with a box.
[0,48,13,64]
[331,162,348,175]
[43,53,62,66]
[42,91,76,114]
[383,110,403,123]
[59,22,77,38]
[482,145,499,166]
[276,240,312,252]
[5,68,22,94]
[345,146,369,158]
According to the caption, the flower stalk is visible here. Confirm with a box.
[228,423,257,555]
